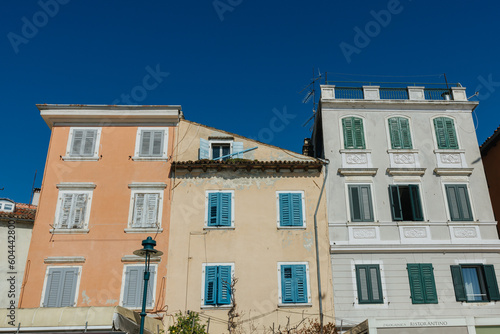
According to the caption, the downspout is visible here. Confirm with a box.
[313,158,329,334]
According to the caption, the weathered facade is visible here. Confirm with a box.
[312,85,500,334]
[165,120,334,332]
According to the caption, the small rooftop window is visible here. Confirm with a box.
[0,199,15,213]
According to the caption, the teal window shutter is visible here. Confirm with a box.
[389,185,403,221]
[43,267,79,307]
[349,185,373,222]
[434,117,458,149]
[232,142,244,158]
[279,194,291,226]
[294,265,308,303]
[407,264,437,304]
[217,266,232,304]
[355,264,383,304]
[484,265,500,301]
[205,266,217,305]
[207,192,232,227]
[445,185,473,221]
[279,193,304,227]
[199,138,210,159]
[450,265,467,301]
[291,193,303,226]
[219,193,232,226]
[409,185,424,221]
[281,265,294,303]
[281,264,308,304]
[208,193,219,226]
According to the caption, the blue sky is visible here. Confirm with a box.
[1,0,500,203]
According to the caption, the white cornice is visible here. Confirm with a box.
[331,243,500,254]
[320,99,478,112]
[38,104,182,129]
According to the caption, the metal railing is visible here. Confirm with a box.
[424,88,452,100]
[379,88,409,100]
[334,87,364,99]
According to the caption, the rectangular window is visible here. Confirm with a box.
[355,264,383,304]
[388,117,412,149]
[199,139,245,160]
[389,185,423,221]
[278,192,305,227]
[445,184,473,221]
[434,117,459,149]
[57,193,89,229]
[348,185,374,222]
[139,130,164,157]
[342,117,365,149]
[407,263,438,304]
[280,264,309,304]
[206,191,233,227]
[70,129,97,157]
[42,267,79,307]
[122,265,156,308]
[203,265,232,306]
[451,264,500,302]
[132,193,159,228]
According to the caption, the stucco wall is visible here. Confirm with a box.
[481,142,500,237]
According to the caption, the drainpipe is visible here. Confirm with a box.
[313,158,329,334]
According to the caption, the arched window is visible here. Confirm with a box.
[342,117,365,149]
[434,117,458,149]
[388,117,412,149]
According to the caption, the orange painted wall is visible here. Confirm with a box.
[20,125,174,308]
[482,143,500,238]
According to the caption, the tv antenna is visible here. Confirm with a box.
[300,67,323,129]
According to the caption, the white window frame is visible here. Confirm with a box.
[350,259,389,309]
[39,265,82,308]
[63,127,102,161]
[276,191,306,229]
[204,190,235,229]
[125,183,166,233]
[344,182,377,223]
[119,263,158,309]
[209,139,233,160]
[201,262,235,309]
[132,127,169,161]
[53,183,95,234]
[277,261,312,307]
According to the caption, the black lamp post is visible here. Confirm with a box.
[133,237,163,334]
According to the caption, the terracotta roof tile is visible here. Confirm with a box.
[0,203,37,221]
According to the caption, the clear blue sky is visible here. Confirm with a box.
[1,0,500,203]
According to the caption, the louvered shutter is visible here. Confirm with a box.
[291,193,303,226]
[44,268,63,307]
[349,186,361,222]
[389,186,403,221]
[59,194,74,228]
[199,138,210,159]
[139,266,156,307]
[484,265,500,301]
[151,131,163,156]
[444,118,458,149]
[370,266,382,302]
[123,266,141,307]
[140,131,152,156]
[450,265,467,301]
[279,193,291,226]
[409,185,424,221]
[133,194,145,227]
[360,185,373,221]
[456,185,473,221]
[145,194,159,228]
[72,194,87,228]
[232,142,244,158]
[219,193,232,226]
[218,266,232,304]
[356,266,369,303]
[388,118,402,149]
[82,130,97,156]
[446,185,461,221]
[281,266,294,303]
[421,264,438,303]
[342,118,354,149]
[70,130,84,155]
[208,193,219,226]
[204,266,217,305]
[294,265,307,303]
[408,264,425,304]
[43,268,78,307]
[399,118,412,149]
[60,268,78,306]
[353,117,365,149]
[434,118,448,149]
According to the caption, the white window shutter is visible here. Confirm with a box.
[152,131,163,156]
[82,130,97,156]
[232,142,244,158]
[72,194,88,228]
[70,130,84,155]
[199,138,210,159]
[140,131,152,156]
[133,194,145,227]
[59,194,74,228]
[145,194,159,228]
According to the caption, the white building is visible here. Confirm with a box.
[311,84,500,334]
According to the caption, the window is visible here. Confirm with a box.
[445,184,473,221]
[202,264,233,306]
[355,264,383,304]
[388,117,412,149]
[434,117,458,149]
[277,192,305,227]
[56,193,91,229]
[132,193,159,228]
[127,183,166,232]
[407,264,438,304]
[133,128,168,160]
[451,264,500,302]
[206,191,234,227]
[389,185,423,221]
[122,265,156,308]
[342,117,365,149]
[65,128,101,160]
[199,138,244,160]
[42,267,79,307]
[348,185,373,222]
[278,263,310,304]
[0,199,15,212]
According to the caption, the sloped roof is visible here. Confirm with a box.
[480,125,500,156]
[0,202,37,221]
[172,159,323,172]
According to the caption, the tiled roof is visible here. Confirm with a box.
[172,159,323,172]
[0,202,37,221]
[480,125,500,156]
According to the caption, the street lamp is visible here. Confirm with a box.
[133,237,163,334]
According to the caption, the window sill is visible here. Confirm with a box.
[277,226,306,230]
[62,156,99,161]
[278,303,312,308]
[339,149,372,153]
[203,226,235,230]
[131,156,168,161]
[201,304,232,310]
[50,228,89,234]
[387,149,419,154]
[124,228,163,233]
[434,149,465,153]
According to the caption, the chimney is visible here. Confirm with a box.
[302,138,313,156]
[31,188,41,206]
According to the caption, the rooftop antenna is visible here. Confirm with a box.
[300,67,323,128]
[29,170,37,205]
[444,72,449,89]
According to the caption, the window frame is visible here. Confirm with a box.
[347,184,374,222]
[277,262,312,306]
[119,264,158,309]
[201,263,235,308]
[40,266,81,308]
[386,116,413,149]
[132,127,169,161]
[407,263,438,304]
[63,127,102,161]
[341,116,366,149]
[450,263,500,303]
[276,191,306,229]
[388,184,424,221]
[443,183,474,222]
[432,116,460,149]
[126,183,166,233]
[204,190,235,229]
[0,199,15,212]
[53,183,95,233]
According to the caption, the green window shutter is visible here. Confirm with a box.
[389,185,402,221]
[399,118,412,149]
[483,265,500,301]
[446,185,461,221]
[360,185,373,221]
[342,118,355,149]
[444,118,458,149]
[450,265,467,301]
[421,264,438,303]
[434,117,458,149]
[388,118,402,149]
[446,185,473,221]
[204,266,217,305]
[199,138,210,159]
[409,185,424,221]
[356,265,383,304]
[407,264,425,304]
[434,118,448,148]
[219,193,232,226]
[217,266,232,304]
[353,117,365,149]
[279,193,291,226]
[349,186,361,222]
[349,185,373,222]
[456,185,473,221]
